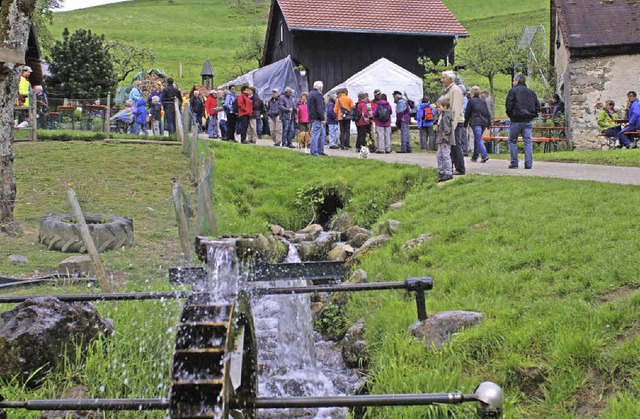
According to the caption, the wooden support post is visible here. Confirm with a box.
[172,183,192,264]
[106,93,111,139]
[175,98,184,144]
[67,188,112,292]
[29,90,36,141]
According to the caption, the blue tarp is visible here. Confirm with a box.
[220,56,305,100]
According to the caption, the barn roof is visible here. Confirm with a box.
[276,0,468,37]
[554,0,640,55]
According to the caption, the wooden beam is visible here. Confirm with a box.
[0,47,25,65]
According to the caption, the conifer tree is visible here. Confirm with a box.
[45,28,118,99]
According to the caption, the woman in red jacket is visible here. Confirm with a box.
[237,85,253,143]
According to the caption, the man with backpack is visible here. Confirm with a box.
[417,96,436,150]
[160,78,182,136]
[223,85,238,141]
[393,91,412,153]
[373,93,393,153]
[278,87,296,148]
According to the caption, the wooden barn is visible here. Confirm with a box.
[262,0,468,91]
[550,0,640,149]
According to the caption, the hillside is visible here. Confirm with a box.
[47,0,549,105]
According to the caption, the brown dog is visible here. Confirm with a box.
[297,130,311,149]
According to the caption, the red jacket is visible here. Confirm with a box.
[205,96,218,117]
[238,93,252,117]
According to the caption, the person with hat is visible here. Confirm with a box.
[18,66,32,107]
[267,88,282,146]
[372,89,382,104]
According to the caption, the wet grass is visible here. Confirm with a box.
[2,140,639,417]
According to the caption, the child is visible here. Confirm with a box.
[150,96,162,136]
[132,98,148,135]
[435,98,454,182]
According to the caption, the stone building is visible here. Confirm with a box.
[550,0,640,149]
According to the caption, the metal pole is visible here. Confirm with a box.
[247,393,475,408]
[255,281,408,295]
[415,290,427,321]
[0,291,190,304]
[0,398,169,411]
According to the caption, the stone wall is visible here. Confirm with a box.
[563,54,640,149]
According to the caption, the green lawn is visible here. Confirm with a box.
[1,140,639,418]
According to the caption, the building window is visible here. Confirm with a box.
[279,23,284,44]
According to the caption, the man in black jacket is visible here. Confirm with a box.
[506,73,540,169]
[161,78,182,135]
[308,81,327,156]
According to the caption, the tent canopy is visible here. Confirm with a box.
[220,55,305,100]
[326,57,424,123]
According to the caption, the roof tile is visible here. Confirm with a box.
[277,0,468,36]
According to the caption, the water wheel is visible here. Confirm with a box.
[169,291,257,418]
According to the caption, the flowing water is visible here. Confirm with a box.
[203,238,364,418]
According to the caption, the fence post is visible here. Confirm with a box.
[29,90,36,141]
[196,152,217,237]
[67,187,112,292]
[172,182,193,265]
[106,93,111,139]
[175,98,184,144]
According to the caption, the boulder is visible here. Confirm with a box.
[344,226,371,241]
[407,311,485,350]
[342,318,368,368]
[331,212,355,232]
[58,255,94,275]
[403,233,434,250]
[327,246,347,262]
[347,269,367,284]
[8,254,28,264]
[296,232,336,261]
[353,235,391,257]
[269,224,286,236]
[235,234,287,263]
[0,297,114,383]
[347,233,370,249]
[389,201,404,210]
[299,224,324,235]
[376,219,401,236]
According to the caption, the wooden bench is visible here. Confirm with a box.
[599,131,640,149]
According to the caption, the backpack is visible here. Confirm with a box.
[375,104,391,123]
[232,97,239,114]
[423,106,434,122]
[352,105,361,121]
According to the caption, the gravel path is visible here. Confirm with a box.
[213,136,640,186]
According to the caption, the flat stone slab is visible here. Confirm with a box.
[408,310,485,350]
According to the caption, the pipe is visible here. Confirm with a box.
[0,292,190,304]
[0,398,169,411]
[255,281,408,295]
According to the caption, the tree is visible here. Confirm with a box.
[456,27,527,103]
[418,57,453,102]
[32,0,64,53]
[0,0,39,235]
[106,40,157,83]
[45,28,118,99]
[234,25,264,68]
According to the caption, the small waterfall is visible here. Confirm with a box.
[205,238,240,301]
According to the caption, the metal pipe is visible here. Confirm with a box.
[0,292,190,304]
[0,398,169,411]
[255,281,408,295]
[246,393,476,408]
[0,393,477,411]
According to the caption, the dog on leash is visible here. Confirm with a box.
[297,131,311,149]
[359,145,370,158]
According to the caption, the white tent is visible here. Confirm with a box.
[326,58,424,132]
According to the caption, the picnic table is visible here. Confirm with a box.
[82,104,108,131]
[57,105,77,130]
[483,124,569,153]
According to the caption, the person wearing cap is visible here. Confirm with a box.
[267,88,282,146]
[278,87,296,148]
[205,90,219,139]
[18,66,32,107]
[372,89,382,104]
[393,91,412,153]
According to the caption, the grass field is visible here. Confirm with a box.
[1,140,639,418]
[47,0,550,111]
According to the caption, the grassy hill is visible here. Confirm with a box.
[48,0,549,103]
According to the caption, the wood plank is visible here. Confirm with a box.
[0,47,25,64]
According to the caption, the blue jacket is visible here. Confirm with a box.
[628,98,640,126]
[134,99,147,125]
[416,103,435,128]
[326,100,338,124]
[224,91,237,114]
[129,87,141,103]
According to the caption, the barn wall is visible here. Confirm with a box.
[568,54,640,149]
